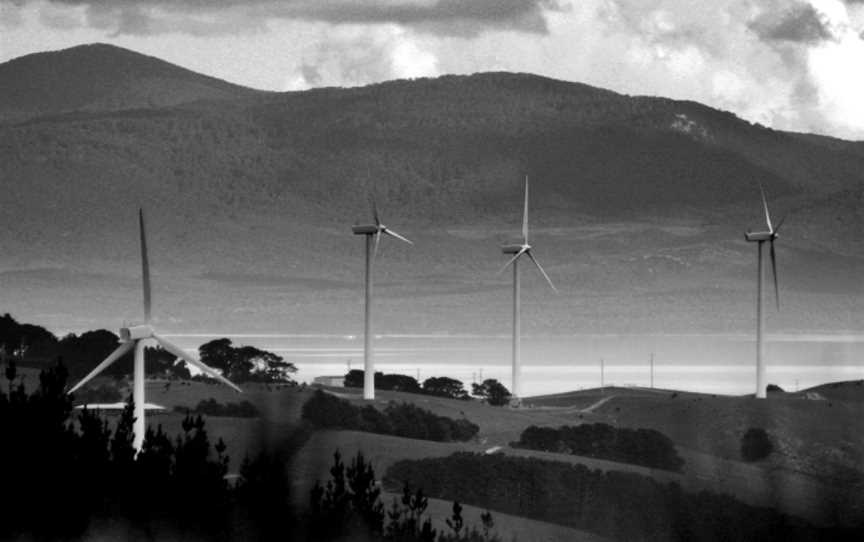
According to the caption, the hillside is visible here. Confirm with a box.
[0,44,862,335]
[0,43,261,122]
[803,380,864,403]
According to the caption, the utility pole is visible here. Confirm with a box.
[601,358,605,393]
[650,352,654,389]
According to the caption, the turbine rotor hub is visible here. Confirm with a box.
[120,324,155,341]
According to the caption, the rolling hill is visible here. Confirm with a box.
[0,43,861,335]
[0,43,261,122]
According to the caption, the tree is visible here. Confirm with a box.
[471,379,511,406]
[59,329,128,380]
[199,338,296,383]
[422,376,469,400]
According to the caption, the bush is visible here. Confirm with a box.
[766,384,784,393]
[512,423,685,471]
[302,390,478,442]
[176,398,260,418]
[741,428,773,461]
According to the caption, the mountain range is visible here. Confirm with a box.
[0,43,861,336]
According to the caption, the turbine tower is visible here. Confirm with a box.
[68,209,242,451]
[352,198,413,400]
[498,176,556,404]
[744,185,784,399]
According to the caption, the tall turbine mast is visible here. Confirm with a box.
[498,176,556,405]
[744,184,784,399]
[69,209,242,452]
[352,198,413,400]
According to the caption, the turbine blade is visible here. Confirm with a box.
[372,195,381,226]
[759,183,773,232]
[373,230,382,258]
[770,240,780,310]
[139,208,152,324]
[68,341,135,394]
[154,335,242,393]
[384,228,414,245]
[522,175,529,244]
[497,247,527,275]
[527,250,558,292]
[773,213,788,234]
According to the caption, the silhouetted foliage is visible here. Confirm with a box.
[309,451,500,542]
[0,313,59,362]
[471,379,511,406]
[767,384,785,393]
[741,427,774,462]
[176,397,261,418]
[386,452,854,542]
[302,390,478,442]
[423,377,470,400]
[200,337,296,383]
[344,369,424,394]
[513,423,685,471]
[0,361,238,539]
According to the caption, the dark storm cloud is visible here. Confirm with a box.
[12,0,562,36]
[748,3,834,44]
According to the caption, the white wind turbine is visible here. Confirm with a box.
[68,209,242,451]
[352,198,413,400]
[744,184,784,399]
[498,176,556,404]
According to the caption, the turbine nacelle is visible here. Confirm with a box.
[501,243,529,255]
[744,231,774,242]
[352,224,383,235]
[120,324,155,342]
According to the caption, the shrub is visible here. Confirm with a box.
[176,398,260,418]
[301,390,478,442]
[512,423,685,471]
[741,428,773,462]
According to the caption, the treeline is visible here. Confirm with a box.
[302,389,478,442]
[0,313,296,384]
[386,453,862,542]
[176,398,260,418]
[344,370,510,405]
[512,423,685,471]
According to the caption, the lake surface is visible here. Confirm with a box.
[162,333,864,397]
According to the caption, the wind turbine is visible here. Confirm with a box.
[744,185,784,399]
[498,176,556,404]
[352,198,413,400]
[68,209,242,451]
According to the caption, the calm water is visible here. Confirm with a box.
[163,333,864,397]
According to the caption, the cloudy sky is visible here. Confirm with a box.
[2,0,864,139]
